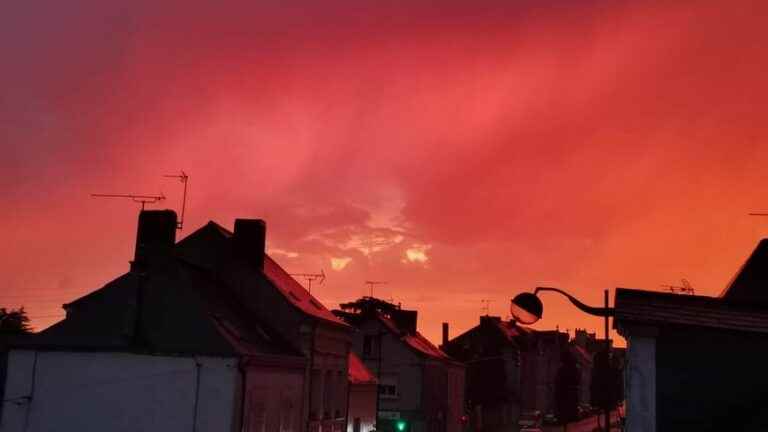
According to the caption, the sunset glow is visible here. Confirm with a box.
[4,0,768,346]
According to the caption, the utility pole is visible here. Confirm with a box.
[604,289,610,432]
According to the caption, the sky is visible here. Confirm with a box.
[3,0,768,346]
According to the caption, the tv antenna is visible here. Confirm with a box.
[365,280,387,297]
[91,193,165,210]
[481,299,492,316]
[163,171,189,230]
[289,270,326,294]
[661,278,695,295]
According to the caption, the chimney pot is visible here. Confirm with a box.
[233,219,266,270]
[442,322,449,346]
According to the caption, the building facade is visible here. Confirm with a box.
[334,298,465,432]
[348,351,378,432]
[1,210,352,432]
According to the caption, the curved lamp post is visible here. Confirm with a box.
[510,287,615,432]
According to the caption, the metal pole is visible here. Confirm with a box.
[604,289,610,432]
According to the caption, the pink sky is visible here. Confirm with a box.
[3,0,768,345]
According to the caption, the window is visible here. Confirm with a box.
[379,375,399,399]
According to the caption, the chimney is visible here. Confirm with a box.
[131,210,177,271]
[391,309,418,335]
[233,219,266,270]
[442,322,449,346]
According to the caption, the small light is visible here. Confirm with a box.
[396,420,407,431]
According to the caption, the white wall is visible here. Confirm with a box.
[625,336,656,432]
[1,350,238,432]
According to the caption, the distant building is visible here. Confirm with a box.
[442,316,582,431]
[333,297,465,432]
[0,210,353,432]
[616,240,768,431]
[348,351,377,432]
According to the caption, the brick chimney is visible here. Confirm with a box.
[131,210,177,271]
[233,218,266,270]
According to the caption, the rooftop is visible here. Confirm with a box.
[614,288,768,335]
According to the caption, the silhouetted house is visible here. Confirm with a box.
[442,316,583,431]
[441,316,528,432]
[568,339,593,407]
[0,210,353,432]
[333,297,465,432]
[616,240,768,431]
[348,352,377,432]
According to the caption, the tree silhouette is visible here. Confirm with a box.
[0,307,32,335]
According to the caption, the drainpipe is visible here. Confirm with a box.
[306,322,318,432]
[375,330,384,430]
[238,359,248,432]
[192,358,201,432]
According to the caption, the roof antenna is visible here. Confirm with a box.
[364,280,387,298]
[91,192,165,210]
[163,171,189,231]
[660,278,695,295]
[289,270,326,294]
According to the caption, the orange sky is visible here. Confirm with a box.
[3,0,768,346]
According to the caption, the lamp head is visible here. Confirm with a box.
[510,292,543,324]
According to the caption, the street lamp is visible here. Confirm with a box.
[510,287,615,432]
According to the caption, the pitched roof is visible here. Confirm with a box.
[495,319,534,341]
[376,314,459,364]
[176,221,347,327]
[13,259,302,359]
[614,288,768,335]
[348,351,377,384]
[721,239,768,303]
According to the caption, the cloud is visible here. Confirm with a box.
[404,244,432,265]
[4,0,768,344]
[330,257,352,271]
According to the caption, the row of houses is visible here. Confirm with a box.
[0,211,465,432]
[1,211,369,432]
[0,209,627,432]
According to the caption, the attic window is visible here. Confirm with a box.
[309,299,323,309]
[288,291,302,302]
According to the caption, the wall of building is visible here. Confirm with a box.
[244,361,306,432]
[654,327,768,431]
[347,383,377,432]
[1,350,238,432]
[353,319,425,432]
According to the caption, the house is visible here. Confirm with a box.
[569,331,595,407]
[615,239,768,431]
[175,215,353,432]
[347,351,377,432]
[442,315,587,431]
[333,297,465,432]
[441,316,528,432]
[0,210,353,432]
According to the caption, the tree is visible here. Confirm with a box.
[0,307,32,335]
